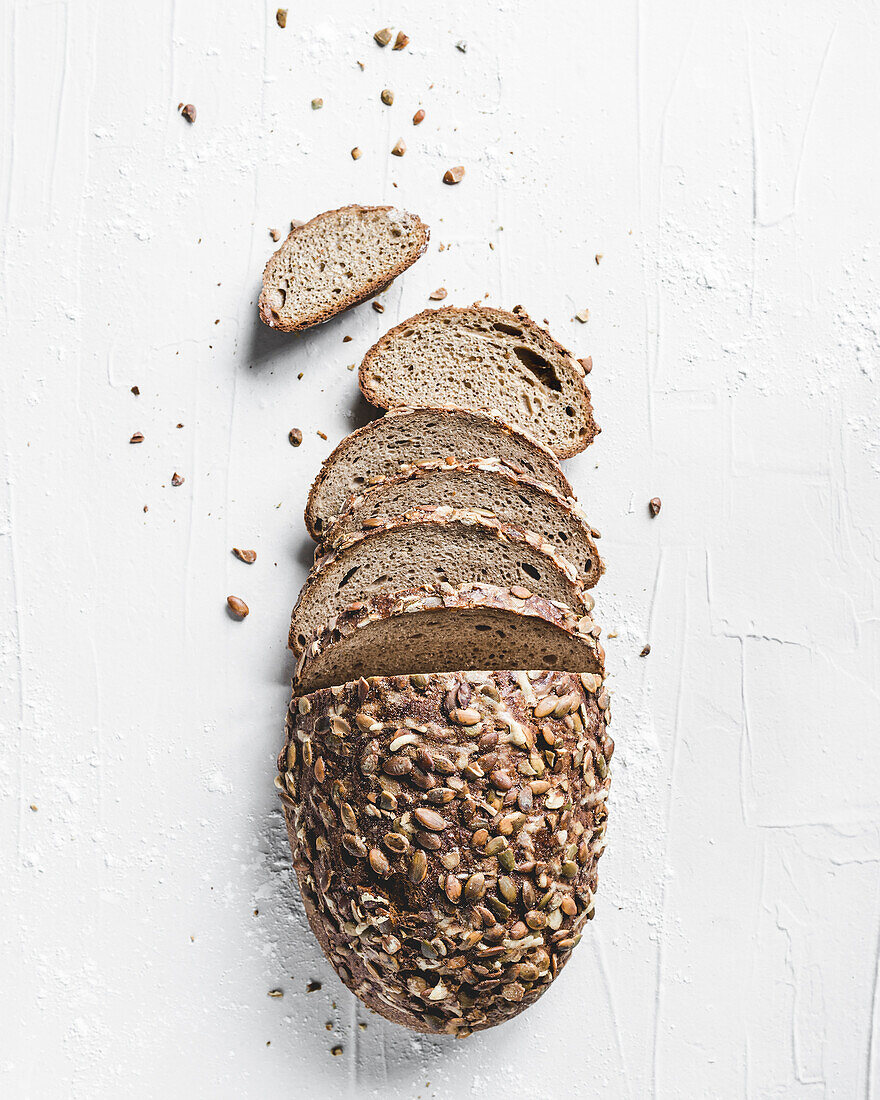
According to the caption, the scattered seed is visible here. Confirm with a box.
[451,707,481,725]
[471,828,489,848]
[640,643,651,657]
[269,228,280,241]
[268,989,283,998]
[391,139,406,157]
[317,430,327,440]
[171,472,185,486]
[381,89,394,105]
[180,103,196,124]
[227,595,249,618]
[130,385,140,396]
[233,548,257,564]
[429,287,447,300]
[374,27,393,46]
[311,98,323,110]
[383,831,409,854]
[575,308,590,323]
[351,147,362,160]
[129,432,144,444]
[289,428,303,447]
[393,31,409,49]
[383,754,412,776]
[372,301,385,313]
[413,108,425,125]
[444,873,461,903]
[578,357,593,374]
[649,497,662,516]
[443,165,465,185]
[276,8,287,28]
[331,1046,343,1057]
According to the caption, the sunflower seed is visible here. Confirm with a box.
[383,754,412,776]
[451,708,481,726]
[533,696,558,719]
[444,874,462,903]
[414,807,447,831]
[463,873,486,902]
[383,832,409,855]
[369,848,390,875]
[342,834,367,858]
[408,849,428,884]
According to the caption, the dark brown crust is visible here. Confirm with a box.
[258,205,430,333]
[292,582,605,689]
[321,458,605,588]
[357,306,599,459]
[290,508,590,656]
[276,669,613,1035]
[304,406,573,540]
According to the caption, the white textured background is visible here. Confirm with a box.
[2,1,879,1097]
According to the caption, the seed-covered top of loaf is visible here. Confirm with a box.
[358,306,599,458]
[259,205,429,332]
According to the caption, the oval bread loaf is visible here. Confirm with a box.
[293,583,604,693]
[304,406,573,539]
[276,668,612,1035]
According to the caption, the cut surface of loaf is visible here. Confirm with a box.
[358,306,598,458]
[323,458,604,587]
[289,508,587,653]
[259,205,429,332]
[294,583,604,693]
[304,406,572,539]
[277,668,613,1034]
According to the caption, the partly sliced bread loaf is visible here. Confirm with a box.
[304,406,572,539]
[294,583,603,692]
[277,668,613,1034]
[289,508,587,653]
[323,459,604,587]
[259,205,429,332]
[358,306,598,457]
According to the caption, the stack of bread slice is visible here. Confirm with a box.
[268,209,612,1037]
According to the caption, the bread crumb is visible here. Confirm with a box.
[276,9,287,28]
[393,31,409,50]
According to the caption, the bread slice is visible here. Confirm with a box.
[294,582,604,692]
[304,406,573,539]
[323,458,604,587]
[289,508,587,653]
[259,205,429,332]
[358,306,598,458]
[277,668,613,1034]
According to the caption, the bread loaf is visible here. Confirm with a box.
[276,668,612,1034]
[358,306,598,457]
[304,406,572,539]
[293,583,604,693]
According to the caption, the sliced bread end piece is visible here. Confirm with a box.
[304,406,573,539]
[294,582,604,693]
[259,205,429,333]
[358,305,598,458]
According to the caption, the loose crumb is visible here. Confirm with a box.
[381,89,394,106]
[374,27,392,47]
[443,165,465,184]
[179,103,196,124]
[595,253,603,264]
[351,147,362,160]
[131,385,140,396]
[233,548,257,564]
[269,228,280,241]
[640,644,651,657]
[276,8,287,28]
[171,472,185,486]
[649,497,662,516]
[391,139,406,157]
[575,308,590,323]
[267,989,283,998]
[130,432,144,444]
[393,30,409,50]
[289,428,303,447]
[311,97,323,110]
[331,1046,343,1056]
[317,430,328,440]
[306,980,322,992]
[429,287,447,300]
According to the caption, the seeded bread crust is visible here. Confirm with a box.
[290,508,589,655]
[259,205,429,333]
[322,457,605,588]
[276,669,613,1035]
[357,306,598,459]
[304,406,573,540]
[293,582,605,692]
